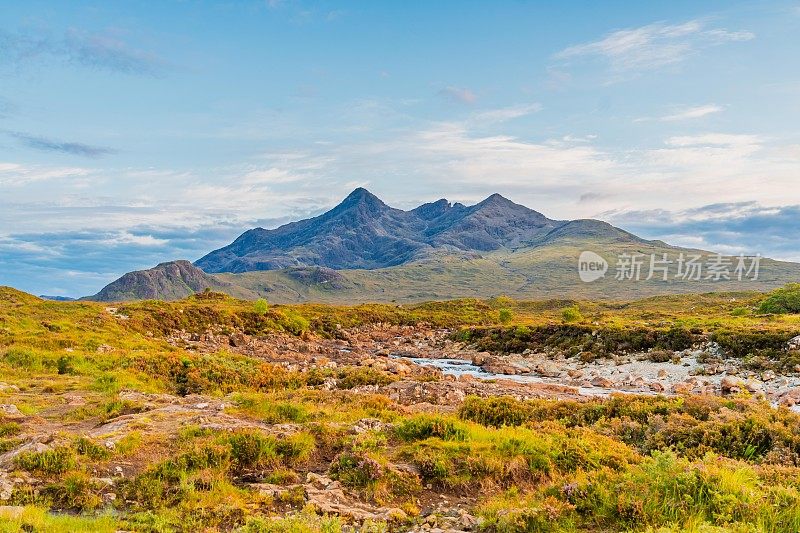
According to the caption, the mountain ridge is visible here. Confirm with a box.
[87,188,800,302]
[195,188,588,273]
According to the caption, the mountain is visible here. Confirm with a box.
[86,260,255,302]
[88,189,800,302]
[196,188,567,273]
[40,295,76,301]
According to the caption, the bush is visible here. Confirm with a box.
[758,284,800,314]
[253,298,269,316]
[16,446,77,475]
[228,432,277,471]
[329,451,384,489]
[459,396,533,428]
[561,306,583,323]
[281,310,310,335]
[48,472,102,510]
[75,437,111,460]
[498,308,514,324]
[395,415,468,442]
[336,367,393,389]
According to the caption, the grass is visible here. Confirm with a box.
[2,286,800,530]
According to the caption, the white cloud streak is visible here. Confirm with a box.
[555,19,754,72]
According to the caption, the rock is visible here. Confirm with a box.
[657,369,669,379]
[672,382,692,395]
[744,379,764,394]
[0,405,23,418]
[779,388,800,407]
[353,418,384,433]
[721,376,746,394]
[788,335,800,351]
[229,333,247,347]
[649,382,665,393]
[101,492,117,504]
[460,512,478,530]
[761,370,776,382]
[590,376,614,388]
[0,479,14,501]
[533,361,562,378]
[471,352,490,366]
[96,344,114,353]
[567,369,584,379]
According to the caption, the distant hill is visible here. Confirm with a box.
[86,260,256,302]
[87,189,800,302]
[39,295,76,301]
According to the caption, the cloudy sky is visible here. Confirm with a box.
[2,0,800,296]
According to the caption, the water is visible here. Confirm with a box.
[393,354,800,408]
[394,355,615,397]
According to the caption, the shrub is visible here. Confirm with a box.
[329,451,384,489]
[498,308,514,324]
[561,306,583,323]
[758,284,800,314]
[336,367,393,389]
[395,415,468,442]
[647,349,673,363]
[253,298,269,316]
[228,432,277,471]
[75,437,111,460]
[48,472,102,510]
[16,446,77,475]
[281,310,310,335]
[459,396,533,428]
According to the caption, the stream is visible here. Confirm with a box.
[395,355,618,397]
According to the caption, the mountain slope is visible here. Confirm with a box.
[86,260,256,302]
[195,188,430,273]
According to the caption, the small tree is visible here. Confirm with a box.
[254,298,269,315]
[498,308,513,324]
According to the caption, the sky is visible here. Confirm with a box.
[1,0,800,297]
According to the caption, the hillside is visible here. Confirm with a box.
[86,260,257,302]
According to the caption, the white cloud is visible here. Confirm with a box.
[555,19,754,72]
[472,103,543,123]
[0,162,91,186]
[659,104,724,121]
[104,232,169,247]
[663,133,761,147]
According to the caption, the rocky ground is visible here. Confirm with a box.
[168,323,800,408]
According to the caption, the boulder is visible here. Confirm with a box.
[788,335,800,351]
[721,376,746,394]
[590,376,614,388]
[533,361,562,378]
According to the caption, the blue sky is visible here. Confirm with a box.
[1,0,799,296]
